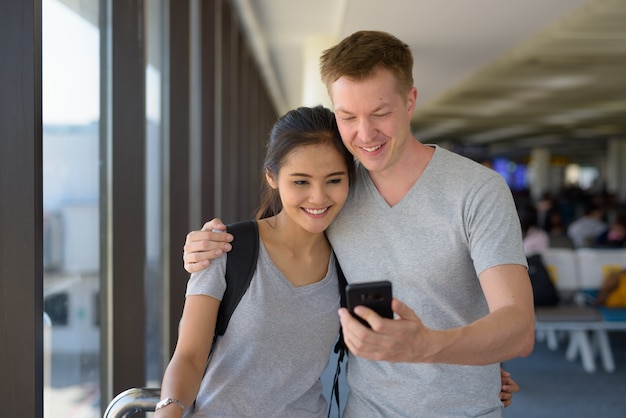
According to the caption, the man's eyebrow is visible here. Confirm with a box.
[335,103,391,114]
[288,171,346,177]
[333,106,352,114]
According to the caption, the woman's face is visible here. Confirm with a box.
[266,142,350,234]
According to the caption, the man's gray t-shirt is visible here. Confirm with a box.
[185,240,341,417]
[327,145,527,417]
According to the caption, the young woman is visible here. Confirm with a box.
[155,106,354,417]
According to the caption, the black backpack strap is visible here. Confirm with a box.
[214,220,259,336]
[328,257,348,417]
[336,258,347,310]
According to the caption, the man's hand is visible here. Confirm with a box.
[182,218,233,273]
[338,298,431,363]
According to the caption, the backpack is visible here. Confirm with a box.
[527,254,560,307]
[212,220,348,416]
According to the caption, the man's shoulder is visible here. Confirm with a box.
[428,145,501,186]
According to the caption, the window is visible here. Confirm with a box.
[43,0,101,416]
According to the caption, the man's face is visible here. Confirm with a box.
[330,68,416,175]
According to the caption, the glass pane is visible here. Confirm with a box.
[42,0,101,416]
[145,0,165,388]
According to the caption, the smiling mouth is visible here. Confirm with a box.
[303,207,329,215]
[361,144,383,152]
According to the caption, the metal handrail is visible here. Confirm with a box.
[103,387,161,418]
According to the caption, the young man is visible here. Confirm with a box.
[183,31,533,417]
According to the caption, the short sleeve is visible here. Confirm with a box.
[185,254,228,300]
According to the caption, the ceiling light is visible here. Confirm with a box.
[543,109,604,125]
[528,75,594,90]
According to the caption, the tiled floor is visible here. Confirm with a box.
[503,331,626,417]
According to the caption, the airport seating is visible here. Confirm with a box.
[535,248,626,372]
[576,248,626,292]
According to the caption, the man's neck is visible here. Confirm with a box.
[369,141,435,207]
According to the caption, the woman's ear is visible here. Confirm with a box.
[265,170,278,189]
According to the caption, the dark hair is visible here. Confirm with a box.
[319,30,414,94]
[584,204,603,216]
[518,203,539,238]
[255,106,355,220]
[613,211,626,228]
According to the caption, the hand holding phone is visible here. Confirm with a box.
[345,280,393,328]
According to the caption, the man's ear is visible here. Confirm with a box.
[265,170,278,189]
[407,86,417,114]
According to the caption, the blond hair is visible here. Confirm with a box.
[320,30,414,94]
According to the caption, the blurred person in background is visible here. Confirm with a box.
[595,211,626,248]
[567,204,607,248]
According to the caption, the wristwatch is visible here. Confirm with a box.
[155,397,185,412]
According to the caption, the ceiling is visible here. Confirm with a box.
[231,0,626,163]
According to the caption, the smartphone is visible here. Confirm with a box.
[345,280,393,327]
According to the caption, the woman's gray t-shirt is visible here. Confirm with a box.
[185,240,341,417]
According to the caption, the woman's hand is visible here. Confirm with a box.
[500,368,520,407]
